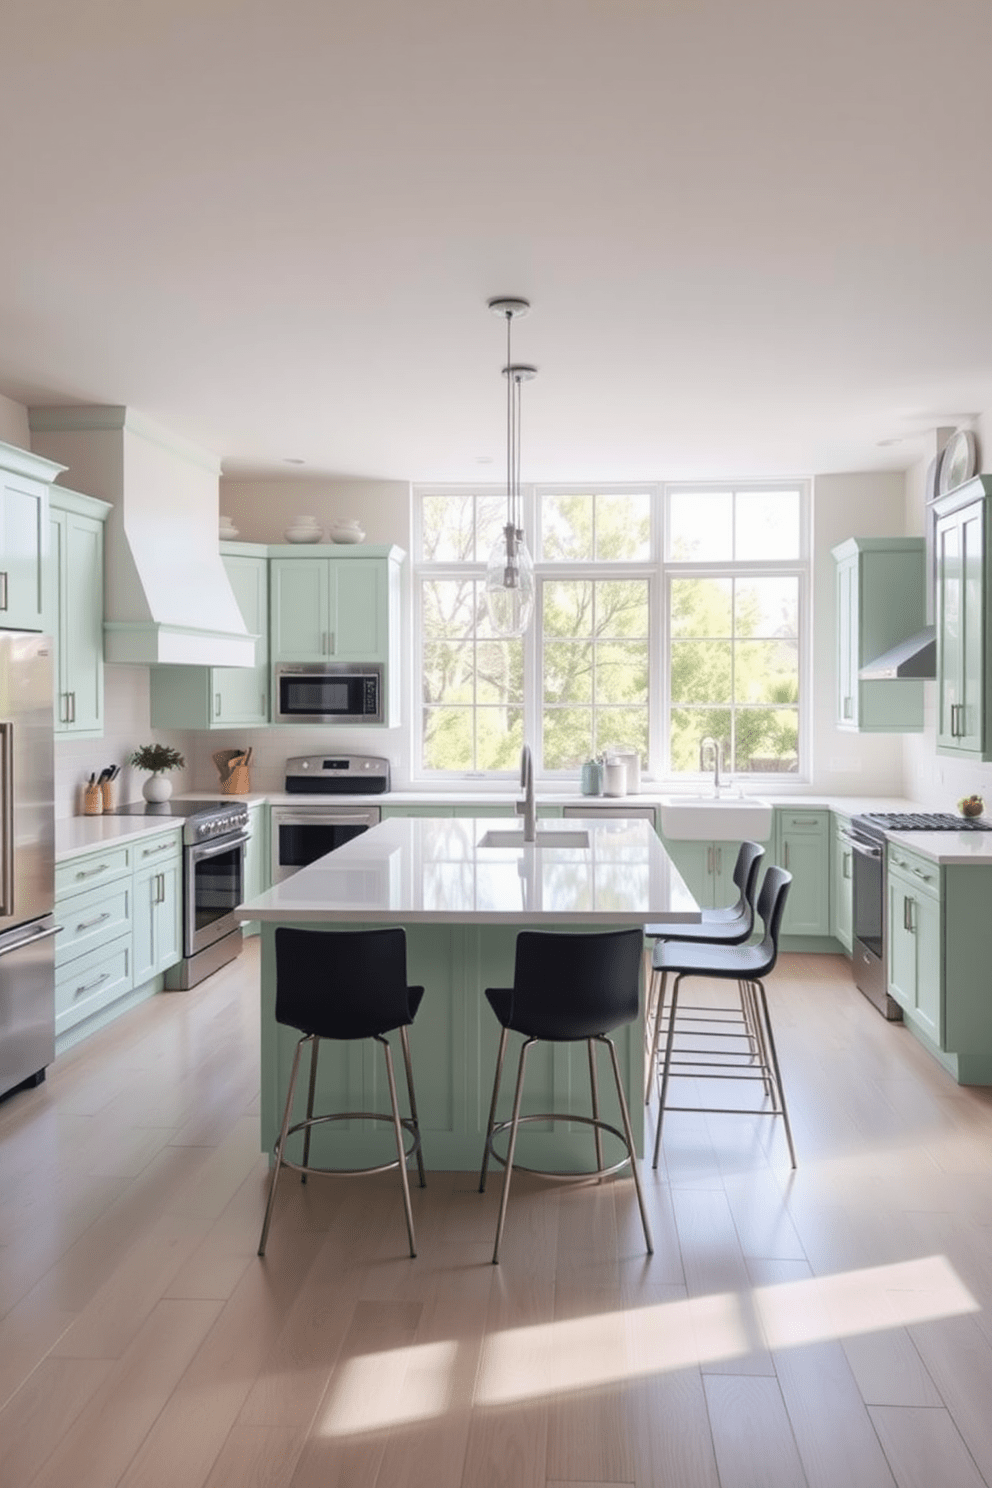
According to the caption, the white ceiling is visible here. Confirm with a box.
[2,0,991,484]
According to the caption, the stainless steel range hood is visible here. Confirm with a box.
[29,406,255,667]
[859,626,936,681]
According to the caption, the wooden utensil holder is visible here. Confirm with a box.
[83,783,103,815]
[100,780,116,812]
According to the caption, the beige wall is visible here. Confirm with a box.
[0,391,30,448]
[219,478,411,549]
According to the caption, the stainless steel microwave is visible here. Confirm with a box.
[275,663,384,724]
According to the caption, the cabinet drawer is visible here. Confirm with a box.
[132,828,183,867]
[55,935,131,1035]
[778,811,827,833]
[55,843,132,898]
[55,879,131,967]
[887,845,940,899]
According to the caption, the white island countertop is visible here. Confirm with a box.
[237,814,700,925]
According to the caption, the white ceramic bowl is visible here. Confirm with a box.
[329,520,365,544]
[284,516,323,543]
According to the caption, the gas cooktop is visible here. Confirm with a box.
[853,810,992,835]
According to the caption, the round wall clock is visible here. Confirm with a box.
[939,429,978,494]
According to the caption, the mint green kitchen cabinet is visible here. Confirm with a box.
[830,812,854,954]
[242,801,268,936]
[775,809,829,936]
[933,476,992,758]
[149,545,269,729]
[47,489,111,737]
[131,831,183,984]
[0,442,64,632]
[660,838,755,909]
[832,537,925,733]
[886,842,941,1041]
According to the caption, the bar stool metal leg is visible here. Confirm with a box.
[492,1037,534,1264]
[602,1035,653,1254]
[378,1034,418,1257]
[258,1035,307,1257]
[399,1026,426,1189]
[753,981,797,1168]
[653,974,683,1169]
[646,969,669,1104]
[300,1034,320,1184]
[588,1038,604,1176]
[479,1027,509,1194]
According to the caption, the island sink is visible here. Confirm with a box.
[477,828,591,850]
[658,795,772,841]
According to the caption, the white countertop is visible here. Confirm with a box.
[236,815,700,925]
[55,814,187,861]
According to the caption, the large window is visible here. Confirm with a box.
[414,482,808,780]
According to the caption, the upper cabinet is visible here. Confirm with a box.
[150,545,269,729]
[269,545,404,726]
[47,488,111,737]
[0,442,65,632]
[934,475,992,758]
[832,537,925,732]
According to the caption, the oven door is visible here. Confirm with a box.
[271,807,380,882]
[185,832,248,957]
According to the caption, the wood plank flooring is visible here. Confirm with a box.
[4,943,992,1485]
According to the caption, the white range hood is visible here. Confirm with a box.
[29,406,255,667]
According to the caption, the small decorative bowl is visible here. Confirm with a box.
[959,796,985,818]
[329,519,365,544]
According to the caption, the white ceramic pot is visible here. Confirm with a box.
[284,516,323,543]
[142,773,173,803]
[603,760,627,797]
[329,518,365,544]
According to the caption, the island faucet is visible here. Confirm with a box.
[699,735,723,797]
[517,744,537,842]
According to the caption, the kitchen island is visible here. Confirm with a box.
[237,815,698,1170]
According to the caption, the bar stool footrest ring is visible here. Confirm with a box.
[276,1110,421,1179]
[485,1111,633,1182]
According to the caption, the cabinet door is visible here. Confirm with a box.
[886,872,915,1013]
[913,889,941,1041]
[133,858,182,982]
[831,825,853,953]
[937,501,985,754]
[270,558,330,660]
[243,805,268,902]
[960,502,985,752]
[62,512,104,734]
[662,840,714,908]
[215,555,269,724]
[0,474,48,631]
[836,556,857,727]
[332,560,386,658]
[778,813,829,936]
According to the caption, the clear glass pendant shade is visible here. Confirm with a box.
[484,524,535,636]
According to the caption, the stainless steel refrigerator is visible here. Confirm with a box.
[0,631,56,1100]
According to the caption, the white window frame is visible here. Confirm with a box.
[661,481,812,784]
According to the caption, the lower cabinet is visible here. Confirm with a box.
[830,814,854,954]
[55,828,183,1041]
[775,810,830,936]
[661,840,735,908]
[242,802,268,934]
[886,843,941,1042]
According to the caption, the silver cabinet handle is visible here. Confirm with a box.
[69,692,76,723]
[911,865,934,882]
[214,692,221,719]
[716,846,722,875]
[74,971,110,999]
[784,842,790,870]
[141,840,175,858]
[0,571,7,610]
[158,872,166,904]
[842,850,852,880]
[75,910,112,932]
[75,862,111,879]
[706,845,712,874]
[260,692,266,715]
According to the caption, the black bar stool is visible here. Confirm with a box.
[258,926,426,1259]
[479,927,652,1264]
[644,840,765,1103]
[651,865,796,1170]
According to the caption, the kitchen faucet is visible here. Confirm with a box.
[699,735,723,796]
[517,744,536,842]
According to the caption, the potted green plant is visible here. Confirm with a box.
[129,743,185,803]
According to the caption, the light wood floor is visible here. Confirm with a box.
[4,943,992,1487]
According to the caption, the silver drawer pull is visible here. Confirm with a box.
[73,971,110,998]
[141,840,175,857]
[75,863,111,879]
[75,911,112,931]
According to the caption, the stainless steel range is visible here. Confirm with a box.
[271,755,389,882]
[108,798,249,988]
[849,810,992,1019]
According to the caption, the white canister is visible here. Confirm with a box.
[612,749,641,792]
[603,758,627,797]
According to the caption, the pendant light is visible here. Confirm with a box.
[484,297,537,636]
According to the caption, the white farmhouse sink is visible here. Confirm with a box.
[658,795,772,842]
[477,828,591,850]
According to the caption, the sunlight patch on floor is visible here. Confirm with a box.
[316,1253,978,1435]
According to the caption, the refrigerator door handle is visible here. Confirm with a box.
[0,722,13,917]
